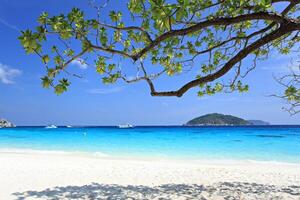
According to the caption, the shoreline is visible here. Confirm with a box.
[1,148,300,165]
[1,149,300,199]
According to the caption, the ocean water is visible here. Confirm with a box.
[0,126,300,163]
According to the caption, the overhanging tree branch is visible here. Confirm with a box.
[19,0,300,102]
[132,12,290,61]
[149,24,296,97]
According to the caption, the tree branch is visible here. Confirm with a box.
[132,12,291,61]
[149,24,296,97]
[91,44,133,58]
[96,22,153,42]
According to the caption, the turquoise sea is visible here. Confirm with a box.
[0,126,300,163]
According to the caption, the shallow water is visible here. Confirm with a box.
[0,126,300,163]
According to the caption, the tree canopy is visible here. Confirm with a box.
[19,0,300,111]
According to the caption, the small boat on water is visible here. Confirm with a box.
[118,124,134,129]
[45,125,58,129]
[66,125,72,128]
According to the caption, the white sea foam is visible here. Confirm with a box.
[0,148,109,158]
[0,148,75,155]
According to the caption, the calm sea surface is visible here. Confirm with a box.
[0,126,300,163]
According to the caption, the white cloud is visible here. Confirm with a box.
[71,59,88,69]
[87,87,123,94]
[0,17,19,31]
[0,63,22,84]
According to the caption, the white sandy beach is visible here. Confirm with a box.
[0,150,300,200]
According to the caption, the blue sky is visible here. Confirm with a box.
[0,0,299,125]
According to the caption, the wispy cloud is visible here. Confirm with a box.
[87,87,123,94]
[262,61,300,73]
[0,63,22,84]
[0,17,19,31]
[261,52,300,73]
[71,59,88,69]
[162,102,169,107]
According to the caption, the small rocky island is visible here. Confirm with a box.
[0,119,16,128]
[186,113,269,126]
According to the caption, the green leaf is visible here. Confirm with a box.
[109,11,122,22]
[108,64,116,71]
[99,27,108,46]
[42,55,50,64]
[96,56,106,74]
[54,79,70,95]
[38,12,48,25]
[41,76,52,88]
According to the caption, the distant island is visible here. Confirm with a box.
[0,119,15,128]
[185,113,270,126]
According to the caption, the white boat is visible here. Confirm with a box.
[118,124,134,129]
[45,125,57,129]
[66,125,72,128]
